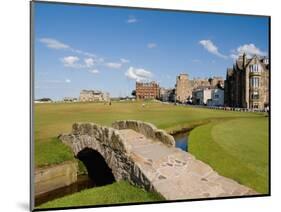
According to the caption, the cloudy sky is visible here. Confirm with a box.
[34,2,269,100]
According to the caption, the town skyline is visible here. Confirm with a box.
[34,2,269,100]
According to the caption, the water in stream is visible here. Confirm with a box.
[35,175,95,206]
[173,132,189,152]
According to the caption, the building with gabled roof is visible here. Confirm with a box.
[224,53,269,109]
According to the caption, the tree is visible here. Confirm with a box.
[131,90,136,96]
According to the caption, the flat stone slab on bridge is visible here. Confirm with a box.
[118,129,257,200]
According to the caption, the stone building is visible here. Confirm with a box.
[208,88,224,106]
[79,90,110,102]
[192,84,224,106]
[175,73,224,103]
[224,53,269,109]
[175,74,192,103]
[159,87,175,102]
[192,87,212,105]
[136,81,160,100]
[190,77,224,90]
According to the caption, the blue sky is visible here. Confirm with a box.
[34,2,269,100]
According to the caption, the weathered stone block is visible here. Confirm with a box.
[112,120,175,147]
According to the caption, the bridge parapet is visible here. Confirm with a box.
[112,120,175,147]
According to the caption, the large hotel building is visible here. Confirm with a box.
[224,53,269,109]
[136,81,160,100]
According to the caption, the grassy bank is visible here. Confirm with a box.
[37,181,164,209]
[34,101,264,167]
[189,117,269,193]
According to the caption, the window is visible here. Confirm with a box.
[249,64,260,73]
[263,58,269,64]
[252,91,259,99]
[250,77,260,88]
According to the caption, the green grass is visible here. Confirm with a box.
[37,181,164,209]
[189,117,269,193]
[35,137,74,167]
[34,101,264,167]
[34,101,269,205]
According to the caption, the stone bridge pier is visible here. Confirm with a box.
[59,120,257,200]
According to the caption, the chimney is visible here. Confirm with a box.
[243,52,247,67]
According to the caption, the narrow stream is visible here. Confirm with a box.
[35,175,95,206]
[172,131,189,152]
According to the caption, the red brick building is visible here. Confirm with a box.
[136,81,160,100]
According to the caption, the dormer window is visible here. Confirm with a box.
[249,64,260,73]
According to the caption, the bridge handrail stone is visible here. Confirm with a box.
[112,120,175,147]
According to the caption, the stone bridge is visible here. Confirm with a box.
[59,120,257,200]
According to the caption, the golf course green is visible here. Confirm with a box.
[34,101,269,207]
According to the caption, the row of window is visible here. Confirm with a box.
[249,64,261,73]
[250,77,260,88]
[137,92,156,95]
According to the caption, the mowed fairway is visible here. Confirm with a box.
[34,101,269,194]
[189,117,269,193]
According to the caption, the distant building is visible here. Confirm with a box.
[190,77,224,89]
[174,73,223,104]
[192,88,212,105]
[175,74,192,103]
[136,81,160,100]
[159,87,175,102]
[34,98,52,103]
[79,90,110,102]
[63,97,78,102]
[207,88,224,106]
[192,83,224,106]
[224,54,269,109]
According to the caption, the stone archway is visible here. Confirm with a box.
[77,148,115,186]
[59,123,133,182]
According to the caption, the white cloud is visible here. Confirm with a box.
[199,40,227,59]
[84,58,95,67]
[120,58,130,63]
[106,62,122,69]
[40,37,102,62]
[39,38,69,49]
[65,79,71,83]
[147,43,157,48]
[89,69,99,74]
[61,56,100,69]
[127,16,137,23]
[125,67,153,82]
[61,56,80,67]
[230,43,267,60]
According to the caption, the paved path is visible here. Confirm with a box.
[119,129,258,200]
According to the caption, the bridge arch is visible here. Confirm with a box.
[59,122,133,182]
[77,148,115,186]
